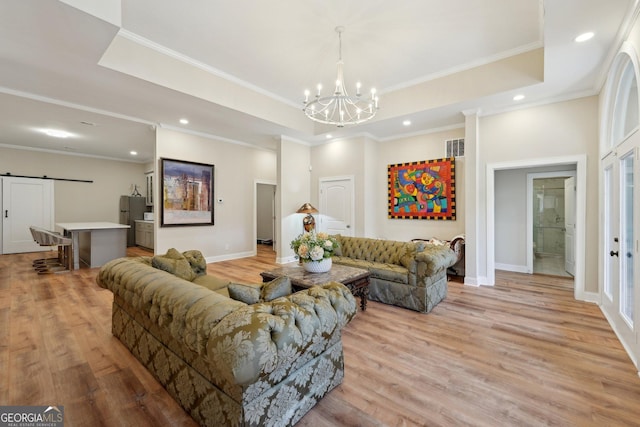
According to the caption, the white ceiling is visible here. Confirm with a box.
[0,0,635,163]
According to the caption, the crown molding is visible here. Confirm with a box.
[117,29,299,109]
[0,143,146,164]
[0,86,156,126]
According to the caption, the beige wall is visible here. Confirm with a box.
[310,129,465,242]
[155,128,277,260]
[478,96,600,292]
[0,146,146,224]
[376,129,466,242]
[0,96,600,297]
[310,136,368,236]
[278,137,311,262]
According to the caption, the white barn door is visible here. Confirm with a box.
[2,177,54,254]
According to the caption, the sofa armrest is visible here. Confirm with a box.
[414,245,458,277]
[399,253,417,273]
[206,282,357,385]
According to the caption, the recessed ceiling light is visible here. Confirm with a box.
[130,151,138,156]
[513,94,525,101]
[41,128,72,138]
[575,32,594,43]
[326,134,332,139]
[179,118,189,125]
[403,120,411,126]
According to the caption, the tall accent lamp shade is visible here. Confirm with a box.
[296,203,318,232]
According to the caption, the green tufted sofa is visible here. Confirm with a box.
[331,235,457,313]
[96,251,357,427]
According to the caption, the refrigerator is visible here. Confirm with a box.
[119,195,148,247]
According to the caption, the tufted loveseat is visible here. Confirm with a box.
[96,249,357,427]
[331,235,457,313]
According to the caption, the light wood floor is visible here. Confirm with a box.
[2,245,640,426]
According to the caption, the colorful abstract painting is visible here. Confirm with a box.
[388,157,456,220]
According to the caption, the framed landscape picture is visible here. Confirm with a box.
[160,158,214,227]
[388,157,456,220]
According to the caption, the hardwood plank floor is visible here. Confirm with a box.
[1,245,639,426]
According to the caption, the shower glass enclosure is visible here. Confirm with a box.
[532,177,570,276]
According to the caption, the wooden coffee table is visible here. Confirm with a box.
[260,263,370,311]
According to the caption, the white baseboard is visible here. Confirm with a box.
[463,276,492,287]
[600,306,639,372]
[495,263,529,274]
[580,291,600,304]
[206,250,255,263]
[463,277,480,286]
[276,255,297,264]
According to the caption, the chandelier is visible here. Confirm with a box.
[303,26,379,127]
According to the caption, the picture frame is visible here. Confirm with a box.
[388,157,456,220]
[160,158,214,227]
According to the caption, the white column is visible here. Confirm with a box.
[463,110,487,286]
[276,136,311,264]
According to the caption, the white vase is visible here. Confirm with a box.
[303,257,332,273]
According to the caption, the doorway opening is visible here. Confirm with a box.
[255,182,276,251]
[488,155,586,300]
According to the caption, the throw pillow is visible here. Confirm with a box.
[332,235,342,256]
[182,250,207,276]
[151,248,196,281]
[333,243,342,256]
[261,276,292,301]
[227,277,292,305]
[228,283,262,305]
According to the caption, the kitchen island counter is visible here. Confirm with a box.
[56,222,130,269]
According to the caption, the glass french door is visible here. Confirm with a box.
[602,132,639,366]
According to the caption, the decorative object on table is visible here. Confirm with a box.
[160,158,214,227]
[291,231,339,273]
[296,202,318,232]
[302,26,379,127]
[388,157,456,220]
[303,257,332,273]
[131,184,142,197]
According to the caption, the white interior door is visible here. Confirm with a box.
[319,177,354,236]
[2,177,54,254]
[601,133,639,366]
[564,177,576,276]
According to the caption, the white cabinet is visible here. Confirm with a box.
[145,172,153,207]
[135,220,154,249]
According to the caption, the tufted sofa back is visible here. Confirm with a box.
[333,235,422,265]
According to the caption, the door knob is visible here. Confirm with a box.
[610,250,619,257]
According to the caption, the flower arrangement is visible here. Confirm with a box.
[290,231,339,263]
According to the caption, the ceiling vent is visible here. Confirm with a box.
[445,138,465,158]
